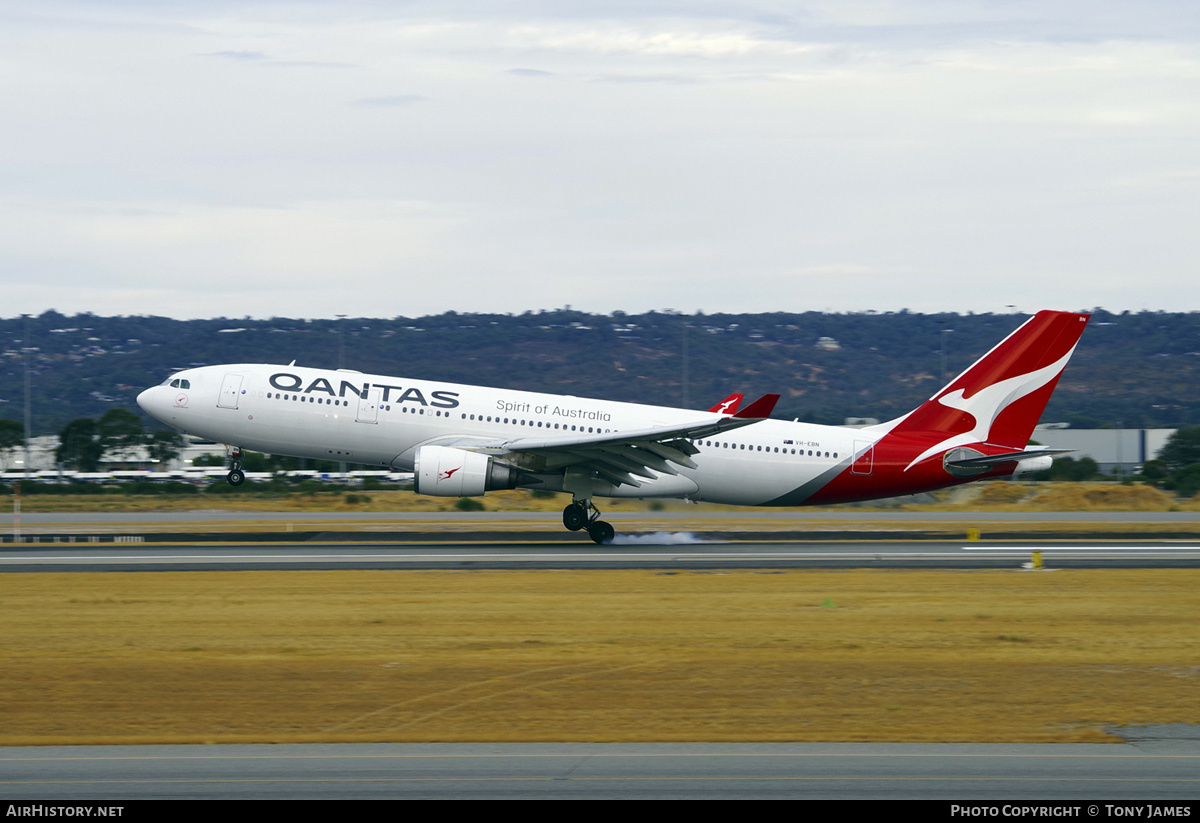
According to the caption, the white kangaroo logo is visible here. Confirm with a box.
[904,346,1077,471]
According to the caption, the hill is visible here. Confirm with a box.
[1,309,1196,435]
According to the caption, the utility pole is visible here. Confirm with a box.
[939,323,954,380]
[681,322,690,409]
[336,314,347,370]
[22,313,31,479]
[336,314,347,478]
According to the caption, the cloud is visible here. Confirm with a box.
[3,1,1200,319]
[202,50,267,61]
[352,94,428,107]
[592,73,698,84]
[266,60,356,69]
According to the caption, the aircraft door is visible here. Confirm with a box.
[851,441,874,475]
[218,374,243,409]
[356,389,381,424]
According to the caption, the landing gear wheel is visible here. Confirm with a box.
[562,503,588,531]
[226,446,244,487]
[587,520,615,545]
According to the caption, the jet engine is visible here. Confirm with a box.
[1012,454,1053,476]
[413,445,521,497]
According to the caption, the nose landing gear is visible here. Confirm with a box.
[562,499,615,545]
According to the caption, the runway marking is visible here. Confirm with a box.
[0,552,1043,562]
[4,776,1200,785]
[6,550,1200,567]
[963,546,1200,551]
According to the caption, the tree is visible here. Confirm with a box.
[146,430,184,469]
[0,418,23,470]
[1169,464,1200,500]
[1139,459,1169,482]
[97,408,144,463]
[1034,455,1101,482]
[56,418,102,471]
[1157,426,1200,473]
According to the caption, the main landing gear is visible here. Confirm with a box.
[226,447,245,486]
[562,499,615,545]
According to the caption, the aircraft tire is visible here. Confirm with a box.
[587,520,615,545]
[562,504,587,531]
[227,469,245,487]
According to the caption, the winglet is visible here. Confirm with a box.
[707,393,744,415]
[734,393,780,419]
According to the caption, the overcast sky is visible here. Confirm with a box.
[2,1,1198,319]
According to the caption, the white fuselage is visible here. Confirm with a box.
[137,363,873,506]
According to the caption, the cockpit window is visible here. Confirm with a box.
[166,378,192,389]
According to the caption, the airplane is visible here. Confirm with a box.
[137,310,1089,543]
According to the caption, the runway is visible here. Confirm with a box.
[1,506,1198,568]
[3,538,1200,571]
[4,732,1200,800]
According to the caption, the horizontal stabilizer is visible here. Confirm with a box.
[944,447,1073,469]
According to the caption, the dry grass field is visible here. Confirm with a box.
[2,568,1197,745]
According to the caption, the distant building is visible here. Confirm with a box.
[1031,426,1175,473]
[2,435,226,473]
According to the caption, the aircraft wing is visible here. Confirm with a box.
[476,412,768,489]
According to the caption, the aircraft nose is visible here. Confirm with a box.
[137,386,169,423]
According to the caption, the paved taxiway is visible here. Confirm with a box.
[4,733,1200,800]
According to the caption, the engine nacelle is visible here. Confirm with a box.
[1012,454,1053,476]
[413,445,520,497]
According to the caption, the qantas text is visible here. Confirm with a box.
[268,373,460,408]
